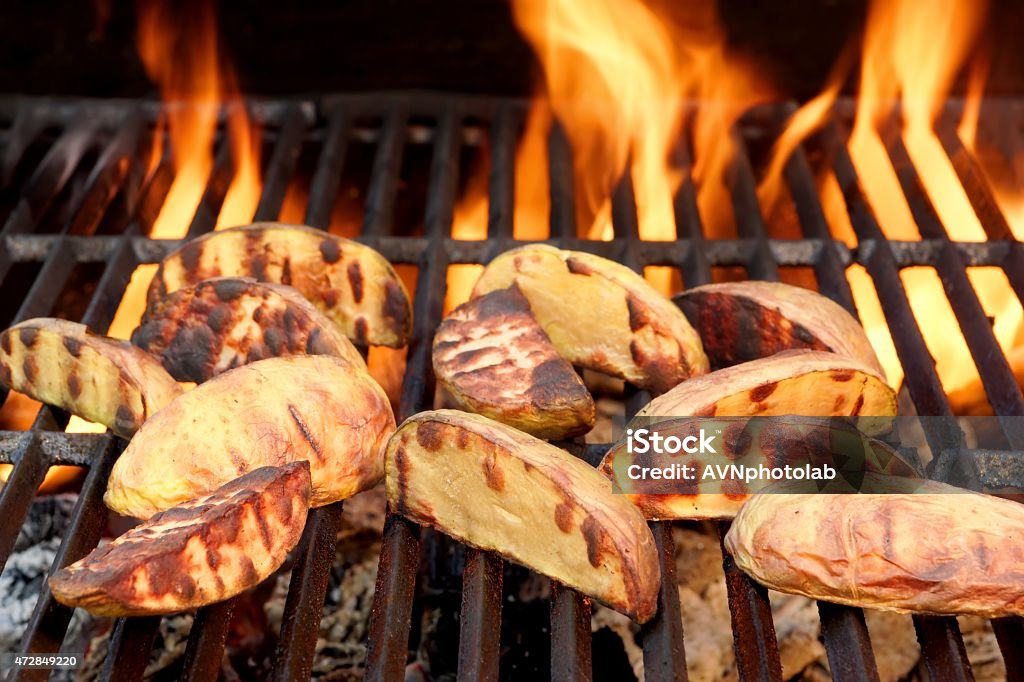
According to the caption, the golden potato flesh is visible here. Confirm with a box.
[105,355,394,519]
[472,245,708,393]
[385,410,660,622]
[674,281,884,375]
[0,318,182,438]
[133,277,366,382]
[433,285,595,440]
[148,222,412,347]
[725,473,1024,618]
[52,461,310,616]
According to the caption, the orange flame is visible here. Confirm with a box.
[448,0,774,309]
[137,0,261,239]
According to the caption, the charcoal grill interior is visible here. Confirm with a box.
[0,92,1022,682]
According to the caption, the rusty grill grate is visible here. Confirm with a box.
[0,93,1021,682]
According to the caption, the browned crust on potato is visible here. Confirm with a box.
[385,410,660,622]
[147,223,412,348]
[675,281,884,376]
[471,245,708,392]
[51,462,311,617]
[725,473,1024,617]
[600,417,916,520]
[0,318,182,438]
[638,350,896,420]
[132,277,366,382]
[433,286,595,440]
[104,355,395,519]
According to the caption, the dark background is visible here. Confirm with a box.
[0,0,1022,100]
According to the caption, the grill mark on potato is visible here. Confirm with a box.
[851,393,865,416]
[832,394,846,412]
[482,452,505,491]
[723,422,753,460]
[626,294,647,332]
[207,304,231,333]
[212,278,247,301]
[21,355,39,383]
[288,404,323,461]
[347,261,364,303]
[354,318,369,345]
[1,332,11,355]
[18,327,39,348]
[416,421,445,451]
[394,445,410,514]
[180,243,201,274]
[320,239,341,264]
[254,505,274,549]
[114,406,140,438]
[554,500,574,533]
[749,381,779,403]
[720,473,748,500]
[384,279,410,329]
[68,372,82,399]
[264,327,285,355]
[0,363,10,386]
[830,369,855,382]
[580,514,608,567]
[281,257,292,286]
[322,289,339,308]
[565,256,593,275]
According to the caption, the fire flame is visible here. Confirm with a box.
[7,0,268,466]
[447,0,774,310]
[760,0,1022,402]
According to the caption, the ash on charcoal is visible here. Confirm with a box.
[0,495,80,654]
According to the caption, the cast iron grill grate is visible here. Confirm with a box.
[0,93,1020,682]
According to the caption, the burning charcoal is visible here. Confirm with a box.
[1,495,78,653]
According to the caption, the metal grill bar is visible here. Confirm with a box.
[0,95,1018,682]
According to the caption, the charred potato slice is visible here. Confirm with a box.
[132,277,366,382]
[599,417,916,520]
[472,245,708,393]
[52,461,310,616]
[433,286,595,440]
[105,355,395,519]
[725,473,1024,617]
[0,318,182,438]
[639,350,896,420]
[148,222,412,348]
[386,410,659,622]
[674,281,884,375]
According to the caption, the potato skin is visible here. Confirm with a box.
[52,462,310,616]
[133,277,366,382]
[105,355,395,519]
[599,417,916,520]
[472,245,708,392]
[433,286,595,440]
[385,410,660,622]
[675,281,884,376]
[725,474,1024,617]
[148,223,412,348]
[638,350,896,420]
[0,318,182,438]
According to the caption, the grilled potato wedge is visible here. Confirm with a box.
[433,286,595,440]
[148,223,412,348]
[725,473,1024,617]
[386,410,659,622]
[105,355,394,519]
[638,350,896,420]
[472,245,707,392]
[132,277,366,382]
[599,417,916,520]
[52,461,311,616]
[0,318,182,438]
[674,281,884,375]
